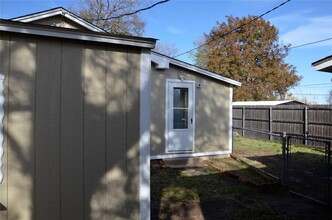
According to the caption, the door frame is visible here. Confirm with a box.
[165,79,196,153]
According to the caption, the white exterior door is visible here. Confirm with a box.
[166,80,195,153]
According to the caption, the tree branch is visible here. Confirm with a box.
[96,0,170,21]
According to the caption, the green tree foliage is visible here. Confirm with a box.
[193,15,302,101]
[70,0,146,36]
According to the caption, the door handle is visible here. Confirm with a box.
[191,118,193,124]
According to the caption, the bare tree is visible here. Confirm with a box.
[327,89,332,104]
[70,0,169,36]
[153,41,179,57]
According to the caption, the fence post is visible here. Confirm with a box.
[269,107,273,140]
[281,132,288,187]
[242,106,245,137]
[304,106,308,145]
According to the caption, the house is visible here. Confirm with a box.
[233,100,306,106]
[312,55,332,73]
[0,8,240,220]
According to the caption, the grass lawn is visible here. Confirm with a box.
[233,135,325,158]
[233,135,282,156]
[151,136,332,219]
[233,135,326,178]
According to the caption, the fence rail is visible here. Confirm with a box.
[233,105,332,143]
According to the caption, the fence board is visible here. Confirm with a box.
[233,105,332,142]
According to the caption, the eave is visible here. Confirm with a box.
[11,7,106,33]
[151,52,242,87]
[0,19,156,49]
[312,55,332,73]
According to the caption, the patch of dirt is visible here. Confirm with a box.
[205,157,277,186]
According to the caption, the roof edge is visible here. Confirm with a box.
[11,7,106,33]
[233,100,306,106]
[0,19,156,49]
[311,55,332,73]
[312,55,332,66]
[151,52,241,87]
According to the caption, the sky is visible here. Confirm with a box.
[0,0,332,104]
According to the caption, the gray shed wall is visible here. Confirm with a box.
[0,32,141,220]
[150,63,231,157]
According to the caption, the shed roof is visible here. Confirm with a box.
[151,52,242,87]
[11,7,106,33]
[0,18,156,49]
[232,100,306,106]
[312,55,332,73]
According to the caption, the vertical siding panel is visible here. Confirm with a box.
[0,33,10,220]
[35,38,61,220]
[7,36,36,220]
[83,45,106,220]
[126,51,140,219]
[60,41,84,220]
[105,48,127,219]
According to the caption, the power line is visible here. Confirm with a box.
[173,0,292,58]
[295,83,332,87]
[96,0,170,20]
[290,37,332,49]
[292,93,328,96]
[294,87,332,91]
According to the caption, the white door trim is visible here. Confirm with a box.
[139,49,151,220]
[0,74,4,183]
[165,79,195,154]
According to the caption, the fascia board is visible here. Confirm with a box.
[0,22,156,49]
[151,53,169,69]
[313,60,332,73]
[62,13,106,33]
[12,8,106,33]
[12,10,62,22]
[169,58,242,86]
[151,52,241,86]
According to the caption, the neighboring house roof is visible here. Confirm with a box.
[312,55,332,73]
[233,100,306,106]
[0,19,156,49]
[11,7,106,33]
[151,52,242,87]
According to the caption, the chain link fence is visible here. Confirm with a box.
[233,126,331,206]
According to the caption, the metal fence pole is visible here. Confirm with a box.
[269,107,273,141]
[304,106,308,145]
[281,132,288,187]
[242,106,245,137]
[328,141,331,206]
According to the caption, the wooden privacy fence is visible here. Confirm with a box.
[233,105,332,142]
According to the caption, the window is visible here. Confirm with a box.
[173,87,189,129]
